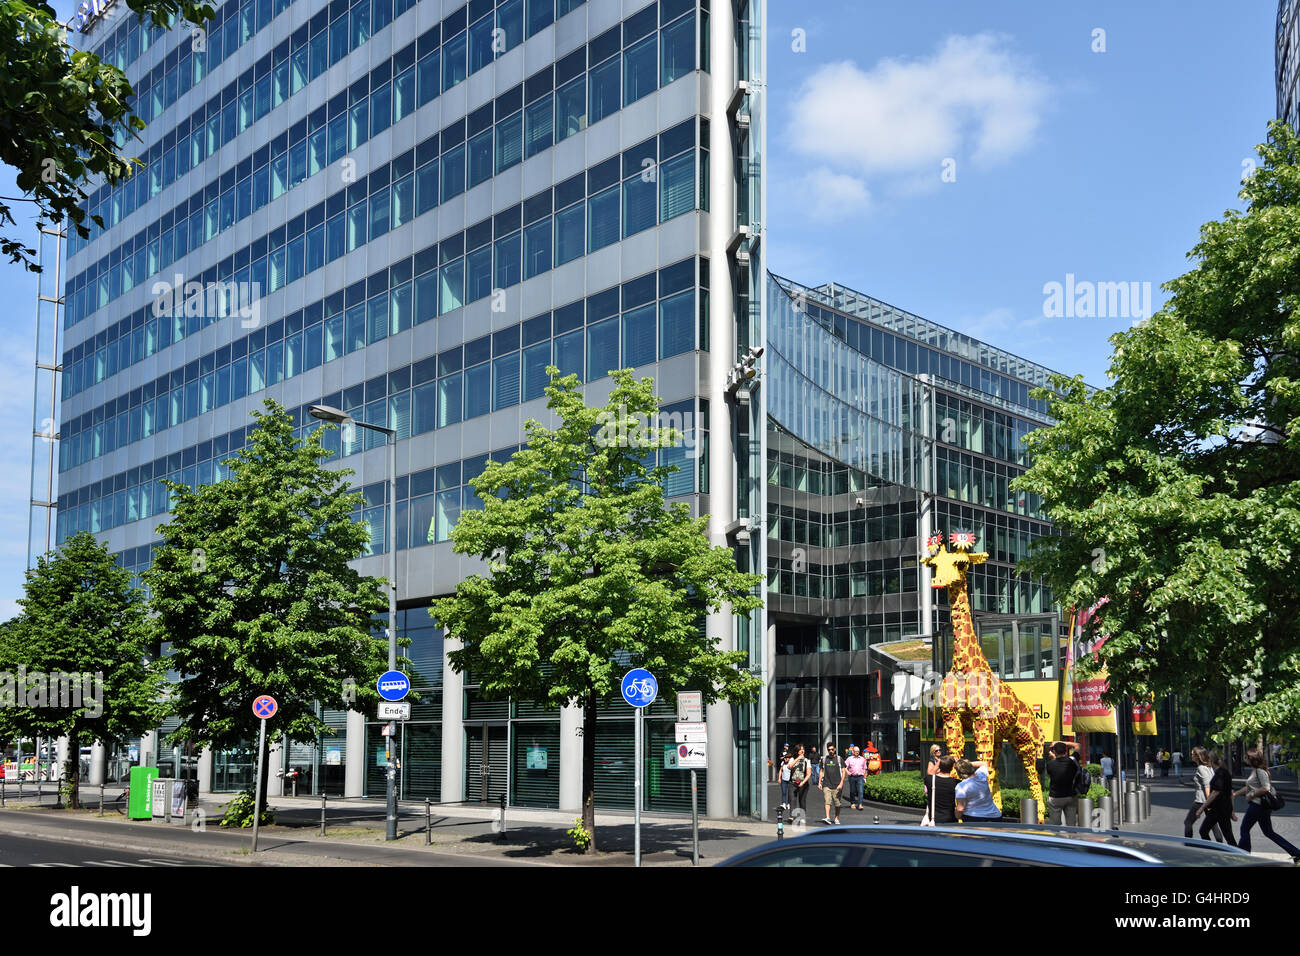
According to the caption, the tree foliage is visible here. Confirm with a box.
[0,0,212,269]
[144,400,388,808]
[0,531,166,807]
[432,369,762,850]
[1013,121,1300,755]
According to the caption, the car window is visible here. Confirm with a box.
[734,844,863,867]
[864,848,1003,867]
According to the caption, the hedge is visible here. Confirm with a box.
[861,771,1108,816]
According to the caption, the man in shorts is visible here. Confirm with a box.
[820,743,844,824]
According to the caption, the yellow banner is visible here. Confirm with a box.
[1010,679,1061,741]
[1130,699,1158,736]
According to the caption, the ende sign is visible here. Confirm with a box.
[68,0,118,33]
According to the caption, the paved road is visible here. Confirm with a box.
[0,834,219,868]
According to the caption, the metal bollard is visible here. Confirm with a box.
[425,798,431,846]
[319,794,327,837]
[873,814,880,826]
[99,783,105,817]
[1101,794,1117,830]
[1125,788,1140,826]
[1078,796,1094,828]
[1141,786,1151,819]
[1,778,4,808]
[497,793,507,842]
[1020,798,1038,823]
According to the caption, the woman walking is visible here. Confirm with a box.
[788,745,811,821]
[1183,746,1213,838]
[1197,750,1237,846]
[1234,748,1300,862]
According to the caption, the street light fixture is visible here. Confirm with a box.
[309,404,400,841]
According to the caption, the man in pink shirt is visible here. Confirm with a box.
[844,746,867,810]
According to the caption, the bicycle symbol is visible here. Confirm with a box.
[626,679,654,699]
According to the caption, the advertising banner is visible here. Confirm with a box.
[1069,600,1118,734]
[1130,698,1158,736]
[1012,679,1061,741]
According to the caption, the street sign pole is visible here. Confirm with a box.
[691,768,699,866]
[251,716,267,853]
[634,704,643,868]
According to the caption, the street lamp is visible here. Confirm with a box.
[309,404,400,841]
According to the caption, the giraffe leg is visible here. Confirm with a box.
[972,716,999,815]
[942,707,966,763]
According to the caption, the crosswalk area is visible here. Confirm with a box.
[26,858,197,867]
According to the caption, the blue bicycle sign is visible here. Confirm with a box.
[620,668,658,707]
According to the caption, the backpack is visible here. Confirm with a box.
[1073,762,1090,796]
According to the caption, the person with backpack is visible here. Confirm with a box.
[787,745,811,822]
[1043,740,1085,825]
[1234,747,1300,862]
[820,743,844,825]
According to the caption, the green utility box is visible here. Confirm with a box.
[128,766,159,819]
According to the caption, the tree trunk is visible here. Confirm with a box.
[583,684,597,853]
[64,729,80,810]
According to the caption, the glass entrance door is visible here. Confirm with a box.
[465,723,507,803]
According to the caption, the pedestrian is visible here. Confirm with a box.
[924,755,959,825]
[1160,748,1171,777]
[788,745,811,821]
[1234,747,1300,862]
[1172,749,1184,778]
[1043,741,1082,825]
[845,745,867,810]
[808,746,820,788]
[820,743,844,825]
[778,744,791,813]
[1143,747,1155,779]
[1198,750,1237,846]
[1101,751,1114,783]
[1183,746,1213,838]
[954,759,1003,823]
[925,744,941,779]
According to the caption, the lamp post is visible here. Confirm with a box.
[310,404,399,841]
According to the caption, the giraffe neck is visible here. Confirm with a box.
[949,577,991,674]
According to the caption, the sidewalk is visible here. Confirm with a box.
[2,775,1293,865]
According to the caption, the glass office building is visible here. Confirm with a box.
[51,0,1070,818]
[55,0,769,817]
[1280,0,1300,132]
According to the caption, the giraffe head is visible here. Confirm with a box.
[922,530,988,589]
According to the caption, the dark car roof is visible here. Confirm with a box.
[720,825,1277,867]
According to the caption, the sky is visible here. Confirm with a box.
[0,1,1282,618]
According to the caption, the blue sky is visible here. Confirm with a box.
[0,1,1281,617]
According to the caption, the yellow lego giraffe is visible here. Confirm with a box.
[924,530,1046,822]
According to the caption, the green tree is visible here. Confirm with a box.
[144,400,388,814]
[0,532,166,808]
[1013,120,1300,759]
[432,369,763,852]
[1,0,213,270]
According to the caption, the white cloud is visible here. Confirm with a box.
[786,34,1048,192]
[790,167,871,224]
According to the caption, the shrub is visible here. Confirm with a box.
[862,771,926,808]
[567,817,591,852]
[219,790,275,828]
